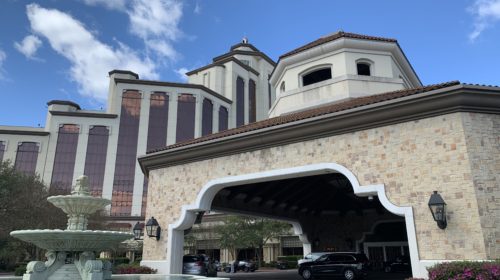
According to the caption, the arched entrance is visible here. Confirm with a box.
[161,163,420,277]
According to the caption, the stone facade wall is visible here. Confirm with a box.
[462,113,500,259]
[144,112,490,261]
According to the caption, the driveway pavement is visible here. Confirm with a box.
[217,269,412,280]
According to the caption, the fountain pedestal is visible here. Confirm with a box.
[10,176,134,280]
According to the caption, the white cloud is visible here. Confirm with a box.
[127,0,183,61]
[469,0,500,41]
[194,2,202,14]
[80,0,183,62]
[175,67,188,82]
[26,3,158,101]
[82,0,126,11]
[14,35,42,59]
[0,49,6,80]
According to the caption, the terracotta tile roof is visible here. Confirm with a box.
[147,81,461,154]
[279,31,397,60]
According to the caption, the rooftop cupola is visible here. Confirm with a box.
[269,31,422,117]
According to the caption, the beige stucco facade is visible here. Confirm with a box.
[141,110,499,277]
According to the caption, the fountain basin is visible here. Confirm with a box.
[10,229,133,251]
[47,195,111,216]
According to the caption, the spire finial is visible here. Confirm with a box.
[242,36,248,44]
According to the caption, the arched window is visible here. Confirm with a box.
[356,59,373,76]
[280,81,286,93]
[301,67,332,87]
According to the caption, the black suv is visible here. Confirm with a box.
[298,252,369,280]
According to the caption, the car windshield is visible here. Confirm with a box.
[315,254,329,262]
[183,256,201,262]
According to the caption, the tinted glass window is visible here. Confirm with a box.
[14,142,39,175]
[357,63,371,76]
[236,77,245,127]
[147,92,169,151]
[0,141,5,162]
[176,94,196,142]
[51,124,80,192]
[302,68,332,86]
[143,92,169,216]
[84,126,109,197]
[218,106,228,131]
[249,79,256,123]
[202,98,213,136]
[112,90,141,216]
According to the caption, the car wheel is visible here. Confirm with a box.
[224,267,230,273]
[244,266,250,272]
[344,268,356,280]
[384,266,392,273]
[301,268,313,280]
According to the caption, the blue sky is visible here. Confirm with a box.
[0,0,499,127]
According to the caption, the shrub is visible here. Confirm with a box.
[113,263,157,274]
[427,260,500,280]
[14,264,26,276]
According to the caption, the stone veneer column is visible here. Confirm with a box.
[72,124,88,186]
[166,93,178,146]
[131,92,150,216]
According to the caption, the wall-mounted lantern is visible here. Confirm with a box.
[133,222,143,240]
[428,191,447,229]
[145,217,161,240]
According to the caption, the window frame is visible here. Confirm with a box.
[355,58,374,76]
[299,64,333,87]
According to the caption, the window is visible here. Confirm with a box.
[280,81,285,93]
[176,94,196,142]
[249,79,256,123]
[219,106,228,131]
[112,90,142,216]
[236,77,245,127]
[357,63,371,76]
[51,124,80,192]
[302,67,332,86]
[0,141,5,162]
[203,72,210,87]
[84,126,109,197]
[14,142,39,175]
[202,98,213,136]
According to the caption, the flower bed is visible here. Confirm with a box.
[426,260,500,280]
[113,264,157,274]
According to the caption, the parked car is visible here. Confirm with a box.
[298,252,329,265]
[298,252,369,280]
[182,254,217,277]
[223,260,257,272]
[383,255,411,273]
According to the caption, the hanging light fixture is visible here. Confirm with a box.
[428,191,447,229]
[145,217,161,240]
[133,222,143,240]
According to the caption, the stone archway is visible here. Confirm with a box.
[149,163,421,277]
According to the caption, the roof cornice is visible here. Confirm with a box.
[0,129,50,136]
[186,57,260,76]
[114,78,232,104]
[49,111,118,119]
[138,84,500,175]
[270,37,421,88]
[212,50,276,66]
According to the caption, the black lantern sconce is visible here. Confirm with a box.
[133,222,143,240]
[145,217,161,241]
[428,191,447,229]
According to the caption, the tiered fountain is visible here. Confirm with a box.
[10,175,134,280]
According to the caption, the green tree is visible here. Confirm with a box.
[215,215,291,267]
[0,161,106,270]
